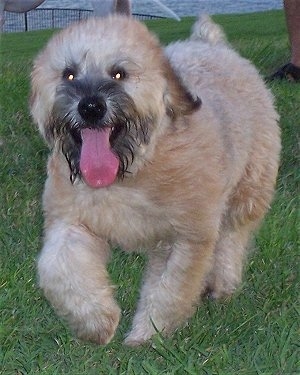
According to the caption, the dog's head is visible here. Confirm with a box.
[30,16,200,188]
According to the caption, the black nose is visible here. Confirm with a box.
[78,96,107,123]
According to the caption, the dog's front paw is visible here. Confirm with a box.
[124,310,171,346]
[38,222,121,344]
[44,285,121,345]
[70,299,121,345]
[124,322,157,346]
[43,283,121,344]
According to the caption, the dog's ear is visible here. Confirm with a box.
[115,0,132,16]
[30,66,54,145]
[163,59,201,119]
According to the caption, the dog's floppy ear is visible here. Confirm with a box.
[163,59,201,119]
[115,0,132,16]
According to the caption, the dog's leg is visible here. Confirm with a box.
[205,222,256,299]
[38,221,120,344]
[125,239,215,345]
[206,155,278,299]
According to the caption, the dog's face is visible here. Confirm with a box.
[30,16,200,188]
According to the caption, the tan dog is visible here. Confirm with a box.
[30,15,281,346]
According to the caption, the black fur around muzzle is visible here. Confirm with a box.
[46,78,154,183]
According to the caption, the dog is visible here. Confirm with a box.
[30,15,281,346]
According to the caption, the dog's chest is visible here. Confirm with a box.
[78,186,172,251]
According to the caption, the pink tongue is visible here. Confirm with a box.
[80,128,119,188]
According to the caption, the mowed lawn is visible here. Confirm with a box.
[0,10,299,375]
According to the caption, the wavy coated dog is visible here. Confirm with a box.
[30,15,281,346]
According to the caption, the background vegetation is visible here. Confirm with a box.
[0,10,299,374]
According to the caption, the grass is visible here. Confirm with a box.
[0,10,299,375]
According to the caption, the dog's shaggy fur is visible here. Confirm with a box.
[30,15,281,345]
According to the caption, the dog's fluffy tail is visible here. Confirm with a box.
[190,15,227,46]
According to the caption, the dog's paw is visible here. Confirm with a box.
[44,284,121,344]
[124,312,171,346]
[124,324,156,346]
[69,299,121,345]
[205,275,239,300]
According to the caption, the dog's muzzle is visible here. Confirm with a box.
[49,78,152,189]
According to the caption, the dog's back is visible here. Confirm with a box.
[165,16,280,190]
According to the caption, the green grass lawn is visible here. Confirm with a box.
[0,10,299,375]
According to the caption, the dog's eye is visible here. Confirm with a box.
[111,68,127,81]
[63,68,76,81]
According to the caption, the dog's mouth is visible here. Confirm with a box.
[80,127,119,188]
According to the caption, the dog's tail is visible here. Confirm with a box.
[190,15,227,46]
